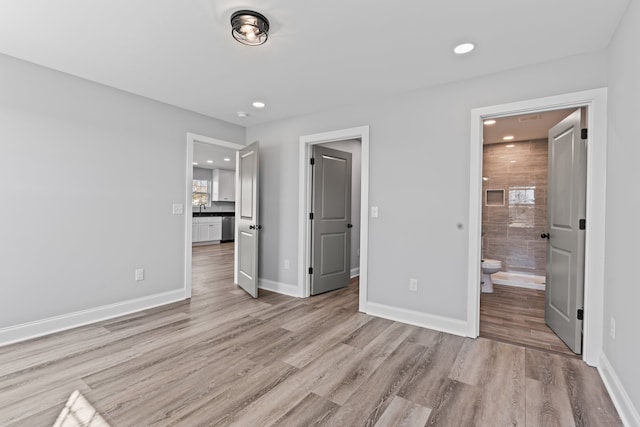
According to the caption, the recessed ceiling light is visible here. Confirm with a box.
[224,158,231,162]
[252,101,266,109]
[505,144,515,148]
[482,176,489,181]
[483,119,496,125]
[454,43,475,55]
[503,135,515,141]
[237,111,249,118]
[193,162,198,165]
[207,160,214,164]
[510,160,517,163]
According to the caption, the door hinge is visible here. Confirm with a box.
[308,267,313,275]
[581,128,588,139]
[579,219,586,230]
[310,157,315,165]
[309,212,314,220]
[577,308,584,320]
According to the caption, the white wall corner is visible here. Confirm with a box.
[365,302,468,337]
[0,290,185,348]
[258,279,302,298]
[598,353,640,427]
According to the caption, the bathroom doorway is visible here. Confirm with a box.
[481,108,590,356]
[479,108,580,356]
[468,89,607,366]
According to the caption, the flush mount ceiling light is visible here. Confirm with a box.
[231,10,270,46]
[503,135,515,141]
[454,42,475,55]
[207,160,214,163]
[252,101,266,108]
[237,111,249,118]
[483,119,496,125]
[224,158,231,162]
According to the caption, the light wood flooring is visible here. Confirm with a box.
[480,284,578,357]
[0,243,621,426]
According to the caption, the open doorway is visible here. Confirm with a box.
[184,133,244,299]
[298,126,370,311]
[478,108,579,357]
[467,88,608,366]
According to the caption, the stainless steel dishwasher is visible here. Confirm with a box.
[221,215,235,242]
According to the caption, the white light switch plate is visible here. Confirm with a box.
[371,206,379,218]
[172,203,184,215]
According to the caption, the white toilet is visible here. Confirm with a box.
[481,259,502,293]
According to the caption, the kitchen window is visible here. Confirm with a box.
[192,179,210,206]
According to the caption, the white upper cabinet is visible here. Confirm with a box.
[212,169,235,202]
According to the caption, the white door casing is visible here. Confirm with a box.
[298,126,369,310]
[467,88,608,367]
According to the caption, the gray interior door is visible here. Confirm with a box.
[311,146,352,295]
[237,142,260,298]
[545,109,587,354]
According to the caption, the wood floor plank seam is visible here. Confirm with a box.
[0,243,622,426]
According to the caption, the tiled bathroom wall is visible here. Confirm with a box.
[482,139,547,277]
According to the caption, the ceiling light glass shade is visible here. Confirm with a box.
[231,10,270,46]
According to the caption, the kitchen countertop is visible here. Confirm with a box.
[192,212,235,217]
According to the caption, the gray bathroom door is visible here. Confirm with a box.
[237,141,260,298]
[311,146,352,295]
[545,109,587,354]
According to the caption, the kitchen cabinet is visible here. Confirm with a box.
[192,217,222,242]
[212,169,235,202]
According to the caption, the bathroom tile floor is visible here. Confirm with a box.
[480,283,577,357]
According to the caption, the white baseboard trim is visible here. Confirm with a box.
[350,267,360,279]
[0,289,185,348]
[365,302,468,337]
[258,279,301,298]
[598,353,640,427]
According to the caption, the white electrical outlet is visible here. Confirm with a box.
[371,206,379,218]
[409,278,418,292]
[135,268,144,281]
[610,317,616,339]
[284,259,290,270]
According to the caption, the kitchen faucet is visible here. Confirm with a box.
[199,203,206,215]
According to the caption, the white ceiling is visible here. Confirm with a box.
[193,142,236,170]
[483,108,576,144]
[0,1,629,127]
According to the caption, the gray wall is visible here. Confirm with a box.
[605,0,640,411]
[322,139,361,274]
[247,49,609,320]
[0,53,244,328]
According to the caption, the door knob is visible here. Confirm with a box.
[541,233,550,239]
[249,225,256,230]
[347,224,353,228]
[257,225,263,230]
